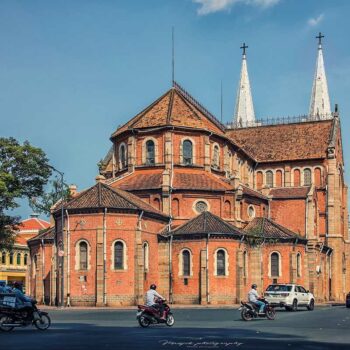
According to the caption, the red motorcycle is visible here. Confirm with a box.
[136,299,175,328]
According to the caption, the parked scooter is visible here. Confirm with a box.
[0,299,51,332]
[136,299,175,328]
[239,298,276,321]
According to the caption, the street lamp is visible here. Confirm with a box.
[48,165,65,308]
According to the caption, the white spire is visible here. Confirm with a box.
[234,43,255,127]
[309,32,331,119]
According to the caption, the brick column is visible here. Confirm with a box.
[158,241,170,301]
[200,249,207,305]
[284,165,291,187]
[204,136,211,172]
[249,247,263,290]
[164,132,172,170]
[127,136,136,172]
[134,227,144,305]
[236,250,244,303]
[289,252,296,284]
[162,170,171,216]
[96,228,104,306]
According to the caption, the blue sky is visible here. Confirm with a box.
[1,0,349,220]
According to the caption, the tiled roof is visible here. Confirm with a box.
[269,187,310,199]
[244,217,306,241]
[173,170,231,191]
[112,171,163,191]
[227,119,334,162]
[19,217,50,231]
[169,211,244,236]
[242,186,269,200]
[54,182,168,219]
[111,82,225,138]
[28,227,55,244]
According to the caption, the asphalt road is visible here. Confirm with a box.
[1,306,350,350]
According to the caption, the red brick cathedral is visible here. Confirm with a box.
[28,37,350,306]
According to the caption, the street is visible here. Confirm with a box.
[1,306,350,350]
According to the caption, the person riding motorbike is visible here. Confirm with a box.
[145,284,166,320]
[12,282,37,320]
[248,283,265,315]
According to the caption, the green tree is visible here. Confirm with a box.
[0,137,52,250]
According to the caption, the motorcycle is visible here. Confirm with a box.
[239,298,276,321]
[0,299,51,332]
[136,299,175,328]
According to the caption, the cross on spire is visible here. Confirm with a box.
[240,42,248,56]
[316,32,324,46]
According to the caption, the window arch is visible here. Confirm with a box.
[216,249,226,276]
[79,241,88,270]
[119,142,127,169]
[270,252,280,277]
[143,242,149,272]
[303,168,312,186]
[293,169,301,186]
[224,200,231,218]
[1,252,5,264]
[145,140,155,165]
[182,250,190,276]
[266,171,273,188]
[257,171,263,190]
[24,254,28,266]
[182,139,193,165]
[9,252,14,265]
[276,170,283,187]
[314,167,322,187]
[296,253,302,277]
[16,253,21,265]
[212,144,220,169]
[172,198,180,217]
[114,241,124,270]
[153,197,161,211]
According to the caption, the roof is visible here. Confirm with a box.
[112,170,163,191]
[28,227,55,244]
[169,211,244,236]
[269,187,311,199]
[54,182,168,219]
[172,169,232,191]
[226,119,334,162]
[111,82,225,138]
[244,217,306,242]
[19,217,50,231]
[242,186,269,201]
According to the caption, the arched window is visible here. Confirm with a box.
[303,168,312,186]
[270,252,280,277]
[182,250,190,276]
[212,145,220,169]
[119,143,127,169]
[266,171,273,188]
[16,253,21,265]
[146,140,155,165]
[217,249,226,276]
[1,252,5,264]
[24,254,28,266]
[276,170,282,187]
[314,168,322,187]
[293,169,301,186]
[79,242,88,270]
[9,252,14,265]
[257,171,263,190]
[183,140,193,165]
[114,242,124,270]
[143,242,149,272]
[172,198,180,217]
[224,200,231,218]
[153,198,161,211]
[297,253,301,277]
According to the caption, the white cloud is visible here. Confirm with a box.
[307,14,324,27]
[193,0,280,16]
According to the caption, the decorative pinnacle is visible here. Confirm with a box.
[240,42,248,56]
[316,32,324,47]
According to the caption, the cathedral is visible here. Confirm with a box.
[27,34,350,306]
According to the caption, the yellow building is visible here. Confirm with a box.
[0,214,49,291]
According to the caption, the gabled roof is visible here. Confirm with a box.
[269,187,311,199]
[242,186,269,201]
[54,182,168,220]
[19,217,50,231]
[244,217,306,242]
[111,82,225,138]
[111,170,163,191]
[226,119,334,162]
[169,211,244,236]
[27,227,55,245]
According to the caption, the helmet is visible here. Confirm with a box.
[13,282,21,289]
[251,284,257,289]
[150,284,157,290]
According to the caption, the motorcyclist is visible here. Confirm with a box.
[12,282,36,319]
[248,283,265,314]
[146,284,166,320]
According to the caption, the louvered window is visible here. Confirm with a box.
[79,242,88,270]
[146,140,155,165]
[9,252,13,265]
[115,242,124,270]
[271,252,279,276]
[304,168,312,186]
[16,253,21,265]
[266,171,273,187]
[120,144,127,168]
[217,250,226,276]
[1,252,6,264]
[182,250,190,276]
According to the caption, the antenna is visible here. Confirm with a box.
[172,26,175,86]
[220,80,223,123]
